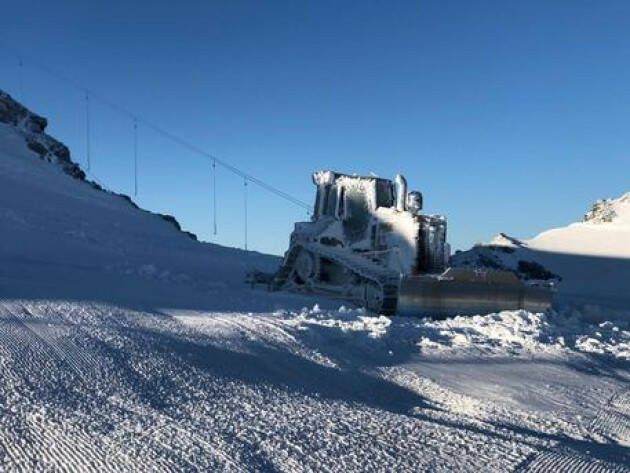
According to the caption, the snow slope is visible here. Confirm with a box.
[0,119,300,313]
[1,92,629,471]
[528,192,630,257]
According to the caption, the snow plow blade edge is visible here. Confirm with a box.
[397,268,553,318]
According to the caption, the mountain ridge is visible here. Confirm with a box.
[0,89,197,240]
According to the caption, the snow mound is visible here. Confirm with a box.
[415,310,630,360]
[256,306,630,361]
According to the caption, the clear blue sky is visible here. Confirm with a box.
[2,1,629,255]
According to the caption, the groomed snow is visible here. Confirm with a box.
[1,302,629,472]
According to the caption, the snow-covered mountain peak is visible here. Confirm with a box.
[582,192,630,225]
[488,232,526,248]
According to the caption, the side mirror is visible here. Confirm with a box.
[407,191,423,214]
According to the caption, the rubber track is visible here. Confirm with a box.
[277,242,400,314]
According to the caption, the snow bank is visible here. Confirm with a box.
[415,310,630,360]
[236,305,630,362]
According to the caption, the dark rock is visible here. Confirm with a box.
[183,231,198,241]
[517,260,560,281]
[50,142,71,162]
[0,91,44,131]
[158,214,182,231]
[320,236,344,247]
[478,254,504,270]
[26,138,48,156]
[583,198,617,223]
[26,114,47,133]
[71,167,86,180]
[497,233,525,247]
[157,214,197,240]
[486,244,515,254]
[117,194,140,209]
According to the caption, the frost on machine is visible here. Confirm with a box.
[266,171,553,317]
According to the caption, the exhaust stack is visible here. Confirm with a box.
[395,174,407,212]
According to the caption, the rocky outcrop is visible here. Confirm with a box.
[0,92,47,132]
[450,245,561,285]
[583,199,617,223]
[156,213,198,240]
[582,193,630,224]
[0,89,197,240]
[0,91,85,180]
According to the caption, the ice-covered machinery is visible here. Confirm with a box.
[273,171,552,317]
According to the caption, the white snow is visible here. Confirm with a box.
[1,112,630,471]
[508,191,630,260]
[487,193,630,259]
[527,195,630,258]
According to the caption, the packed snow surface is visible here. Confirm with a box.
[1,96,630,471]
[1,302,629,472]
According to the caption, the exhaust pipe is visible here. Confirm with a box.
[395,174,407,212]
